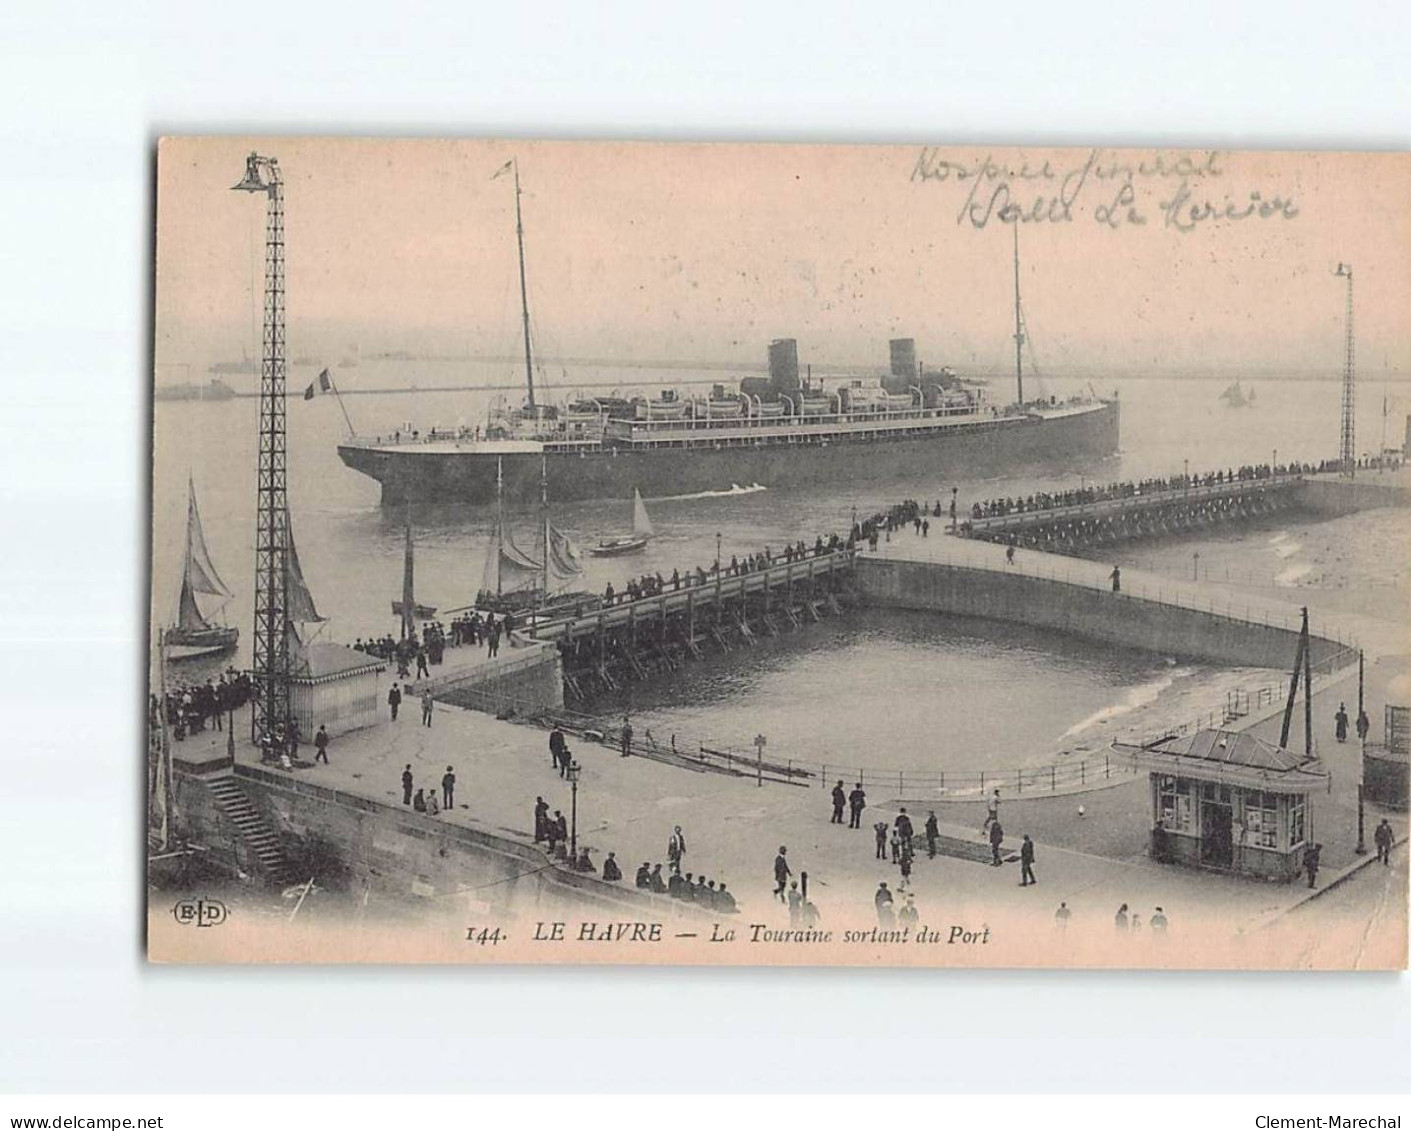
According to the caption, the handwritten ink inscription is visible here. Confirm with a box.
[912,148,1298,233]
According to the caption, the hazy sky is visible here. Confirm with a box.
[154,138,1411,377]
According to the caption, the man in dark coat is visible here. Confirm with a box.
[895,808,914,854]
[1334,703,1349,743]
[387,683,402,721]
[989,818,1005,866]
[830,780,846,824]
[848,783,866,829]
[601,852,621,882]
[533,796,549,842]
[1019,834,1036,886]
[401,764,414,806]
[925,811,939,858]
[1303,842,1323,888]
[874,882,894,928]
[1374,818,1394,865]
[441,765,456,810]
[549,727,566,769]
[313,724,329,765]
[773,846,791,902]
[635,862,652,889]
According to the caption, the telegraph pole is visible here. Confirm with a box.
[233,152,292,751]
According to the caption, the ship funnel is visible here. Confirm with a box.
[889,338,917,380]
[768,338,800,392]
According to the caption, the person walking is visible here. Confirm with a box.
[620,716,634,758]
[401,764,413,806]
[313,724,329,765]
[982,789,1000,836]
[549,727,566,770]
[924,811,939,858]
[848,782,867,829]
[773,846,791,902]
[421,690,434,727]
[875,882,895,929]
[1374,818,1394,865]
[1109,565,1121,593]
[441,765,455,810]
[533,796,549,843]
[387,682,402,722]
[1303,842,1323,888]
[668,826,687,873]
[988,818,1005,866]
[873,821,889,861]
[830,780,847,824]
[894,808,914,855]
[1334,703,1349,743]
[1019,833,1036,886]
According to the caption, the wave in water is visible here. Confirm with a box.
[1059,669,1187,740]
[651,482,768,502]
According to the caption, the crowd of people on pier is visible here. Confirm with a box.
[152,670,253,742]
[965,460,1338,523]
[599,536,848,607]
[353,610,516,677]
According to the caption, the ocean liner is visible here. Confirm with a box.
[336,164,1120,507]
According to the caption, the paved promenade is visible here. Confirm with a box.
[218,689,1404,966]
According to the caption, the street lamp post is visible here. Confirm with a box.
[1355,651,1367,855]
[567,759,581,861]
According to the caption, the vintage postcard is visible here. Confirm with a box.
[147,137,1409,968]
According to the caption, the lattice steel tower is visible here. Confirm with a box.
[232,152,291,746]
[1336,262,1356,478]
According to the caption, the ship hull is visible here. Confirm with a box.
[339,400,1120,506]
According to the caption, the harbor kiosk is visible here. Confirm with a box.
[1115,729,1328,882]
[1366,672,1410,810]
[289,640,386,740]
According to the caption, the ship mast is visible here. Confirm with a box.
[540,454,550,599]
[495,456,505,597]
[514,160,536,412]
[1012,222,1025,406]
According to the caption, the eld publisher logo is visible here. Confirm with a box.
[172,898,228,928]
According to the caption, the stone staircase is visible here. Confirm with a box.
[205,774,296,885]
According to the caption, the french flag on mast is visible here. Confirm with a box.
[303,368,333,401]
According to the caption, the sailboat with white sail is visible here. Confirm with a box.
[590,489,654,557]
[166,479,239,661]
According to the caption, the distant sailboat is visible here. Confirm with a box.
[1219,380,1253,408]
[591,489,655,557]
[166,479,239,661]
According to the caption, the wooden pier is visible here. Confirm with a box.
[527,549,859,700]
[963,472,1307,551]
